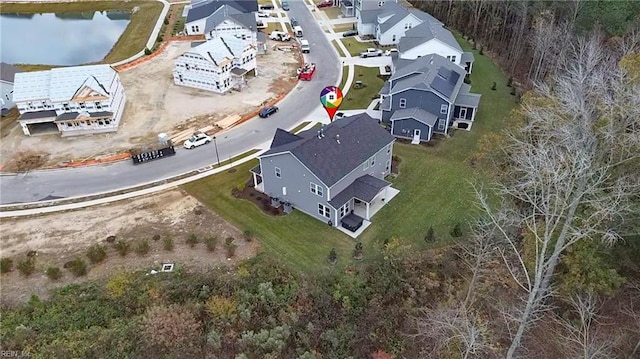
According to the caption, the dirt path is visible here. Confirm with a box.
[0,190,261,306]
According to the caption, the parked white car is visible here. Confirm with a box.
[385,48,398,56]
[359,48,383,58]
[183,132,212,149]
[257,10,270,18]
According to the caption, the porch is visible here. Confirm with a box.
[352,186,400,220]
[250,165,264,193]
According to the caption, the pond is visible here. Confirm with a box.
[0,11,131,66]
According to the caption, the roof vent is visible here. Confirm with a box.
[335,134,340,144]
[317,130,322,139]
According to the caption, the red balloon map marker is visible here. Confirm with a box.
[320,86,343,122]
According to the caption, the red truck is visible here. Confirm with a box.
[298,63,316,81]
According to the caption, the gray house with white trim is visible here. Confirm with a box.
[379,54,481,143]
[184,0,257,37]
[251,114,397,233]
[1,62,23,114]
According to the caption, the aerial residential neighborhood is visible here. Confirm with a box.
[0,0,638,358]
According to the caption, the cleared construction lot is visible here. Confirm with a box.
[0,40,299,169]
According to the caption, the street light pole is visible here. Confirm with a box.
[213,136,221,166]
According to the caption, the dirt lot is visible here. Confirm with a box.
[0,190,260,306]
[0,40,299,168]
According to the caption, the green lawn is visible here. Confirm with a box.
[1,1,163,67]
[260,22,288,35]
[341,66,385,110]
[171,5,186,36]
[184,35,517,273]
[338,66,348,89]
[258,0,272,4]
[331,40,345,57]
[321,6,342,19]
[340,37,378,56]
[290,121,311,133]
[333,23,356,32]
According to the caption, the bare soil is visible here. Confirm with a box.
[0,40,299,168]
[0,190,261,306]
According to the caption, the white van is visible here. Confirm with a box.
[300,39,310,53]
[293,26,303,37]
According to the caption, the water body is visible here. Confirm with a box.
[0,11,131,66]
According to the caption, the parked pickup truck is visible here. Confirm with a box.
[359,48,383,58]
[270,31,291,41]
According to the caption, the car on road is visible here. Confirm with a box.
[282,1,290,10]
[290,17,298,27]
[335,112,345,120]
[317,0,332,8]
[342,29,358,37]
[183,132,212,149]
[385,48,398,56]
[359,48,383,58]
[259,106,279,118]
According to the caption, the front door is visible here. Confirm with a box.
[412,129,421,144]
[460,108,467,119]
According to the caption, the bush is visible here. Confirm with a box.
[327,247,337,264]
[479,46,484,55]
[114,240,130,257]
[507,76,513,87]
[186,233,199,248]
[205,237,218,252]
[225,243,237,258]
[135,240,151,256]
[87,244,107,264]
[152,234,161,241]
[66,258,87,277]
[163,17,169,25]
[491,82,497,90]
[163,237,174,251]
[511,88,517,96]
[46,267,62,280]
[237,182,246,192]
[450,223,463,238]
[225,237,234,246]
[464,75,471,84]
[144,47,151,55]
[106,235,117,243]
[243,230,254,242]
[425,225,435,243]
[0,258,13,273]
[17,258,35,277]
[353,242,363,259]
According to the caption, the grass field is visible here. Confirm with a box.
[333,23,356,32]
[341,66,385,110]
[1,1,163,68]
[184,36,518,273]
[290,121,311,133]
[261,22,288,35]
[338,65,348,89]
[321,6,342,19]
[331,40,345,57]
[171,4,186,36]
[340,37,378,56]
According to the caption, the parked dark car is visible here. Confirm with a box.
[342,29,358,37]
[260,4,274,10]
[290,17,298,27]
[317,0,332,8]
[259,106,279,118]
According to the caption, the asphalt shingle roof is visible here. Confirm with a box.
[0,62,23,83]
[390,107,437,127]
[358,9,378,24]
[398,21,462,52]
[378,1,410,33]
[328,174,391,208]
[187,0,257,23]
[454,93,481,108]
[461,51,475,64]
[262,113,395,187]
[388,54,466,101]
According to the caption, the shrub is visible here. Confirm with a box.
[225,237,234,246]
[66,258,87,277]
[479,46,484,55]
[225,243,237,258]
[450,223,463,238]
[163,17,169,25]
[152,234,161,241]
[491,82,497,90]
[46,267,62,280]
[186,233,199,248]
[0,258,13,273]
[142,304,203,355]
[327,247,337,264]
[106,235,117,243]
[135,240,151,256]
[353,242,363,259]
[511,88,517,96]
[144,47,151,55]
[17,258,35,277]
[425,225,435,243]
[237,182,246,192]
[163,237,174,251]
[205,237,217,252]
[114,240,130,257]
[87,244,107,264]
[507,76,513,87]
[243,229,254,242]
[464,75,471,84]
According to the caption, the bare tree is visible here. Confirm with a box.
[555,292,616,358]
[412,303,492,358]
[620,283,640,356]
[457,218,497,308]
[475,33,640,358]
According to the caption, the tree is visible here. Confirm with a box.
[459,220,497,307]
[425,225,435,243]
[476,34,640,358]
[327,248,338,265]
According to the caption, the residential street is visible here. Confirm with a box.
[0,0,340,205]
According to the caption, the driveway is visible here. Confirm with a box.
[0,0,340,205]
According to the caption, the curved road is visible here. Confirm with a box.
[0,1,340,205]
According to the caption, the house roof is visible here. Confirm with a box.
[55,111,113,121]
[250,164,261,174]
[342,0,353,6]
[12,64,116,103]
[390,107,438,127]
[380,95,391,110]
[186,0,257,23]
[262,113,395,187]
[188,36,251,65]
[379,81,390,95]
[398,21,462,53]
[377,1,411,34]
[203,5,256,33]
[270,128,302,147]
[461,51,475,64]
[18,110,57,121]
[454,93,481,108]
[388,54,466,101]
[409,8,443,26]
[257,31,266,42]
[359,9,379,24]
[0,62,23,83]
[328,174,391,208]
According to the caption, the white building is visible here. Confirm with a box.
[185,0,257,38]
[374,1,440,45]
[12,64,126,137]
[173,36,257,94]
[355,0,395,36]
[1,62,23,114]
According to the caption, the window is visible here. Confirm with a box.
[392,34,396,42]
[363,161,369,170]
[460,108,467,119]
[340,202,350,217]
[310,182,323,197]
[318,203,331,218]
[438,121,445,130]
[386,144,391,154]
[399,98,406,108]
[96,102,102,110]
[440,104,448,114]
[370,156,375,166]
[378,1,383,7]
[275,167,281,178]
[386,159,391,172]
[451,56,456,62]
